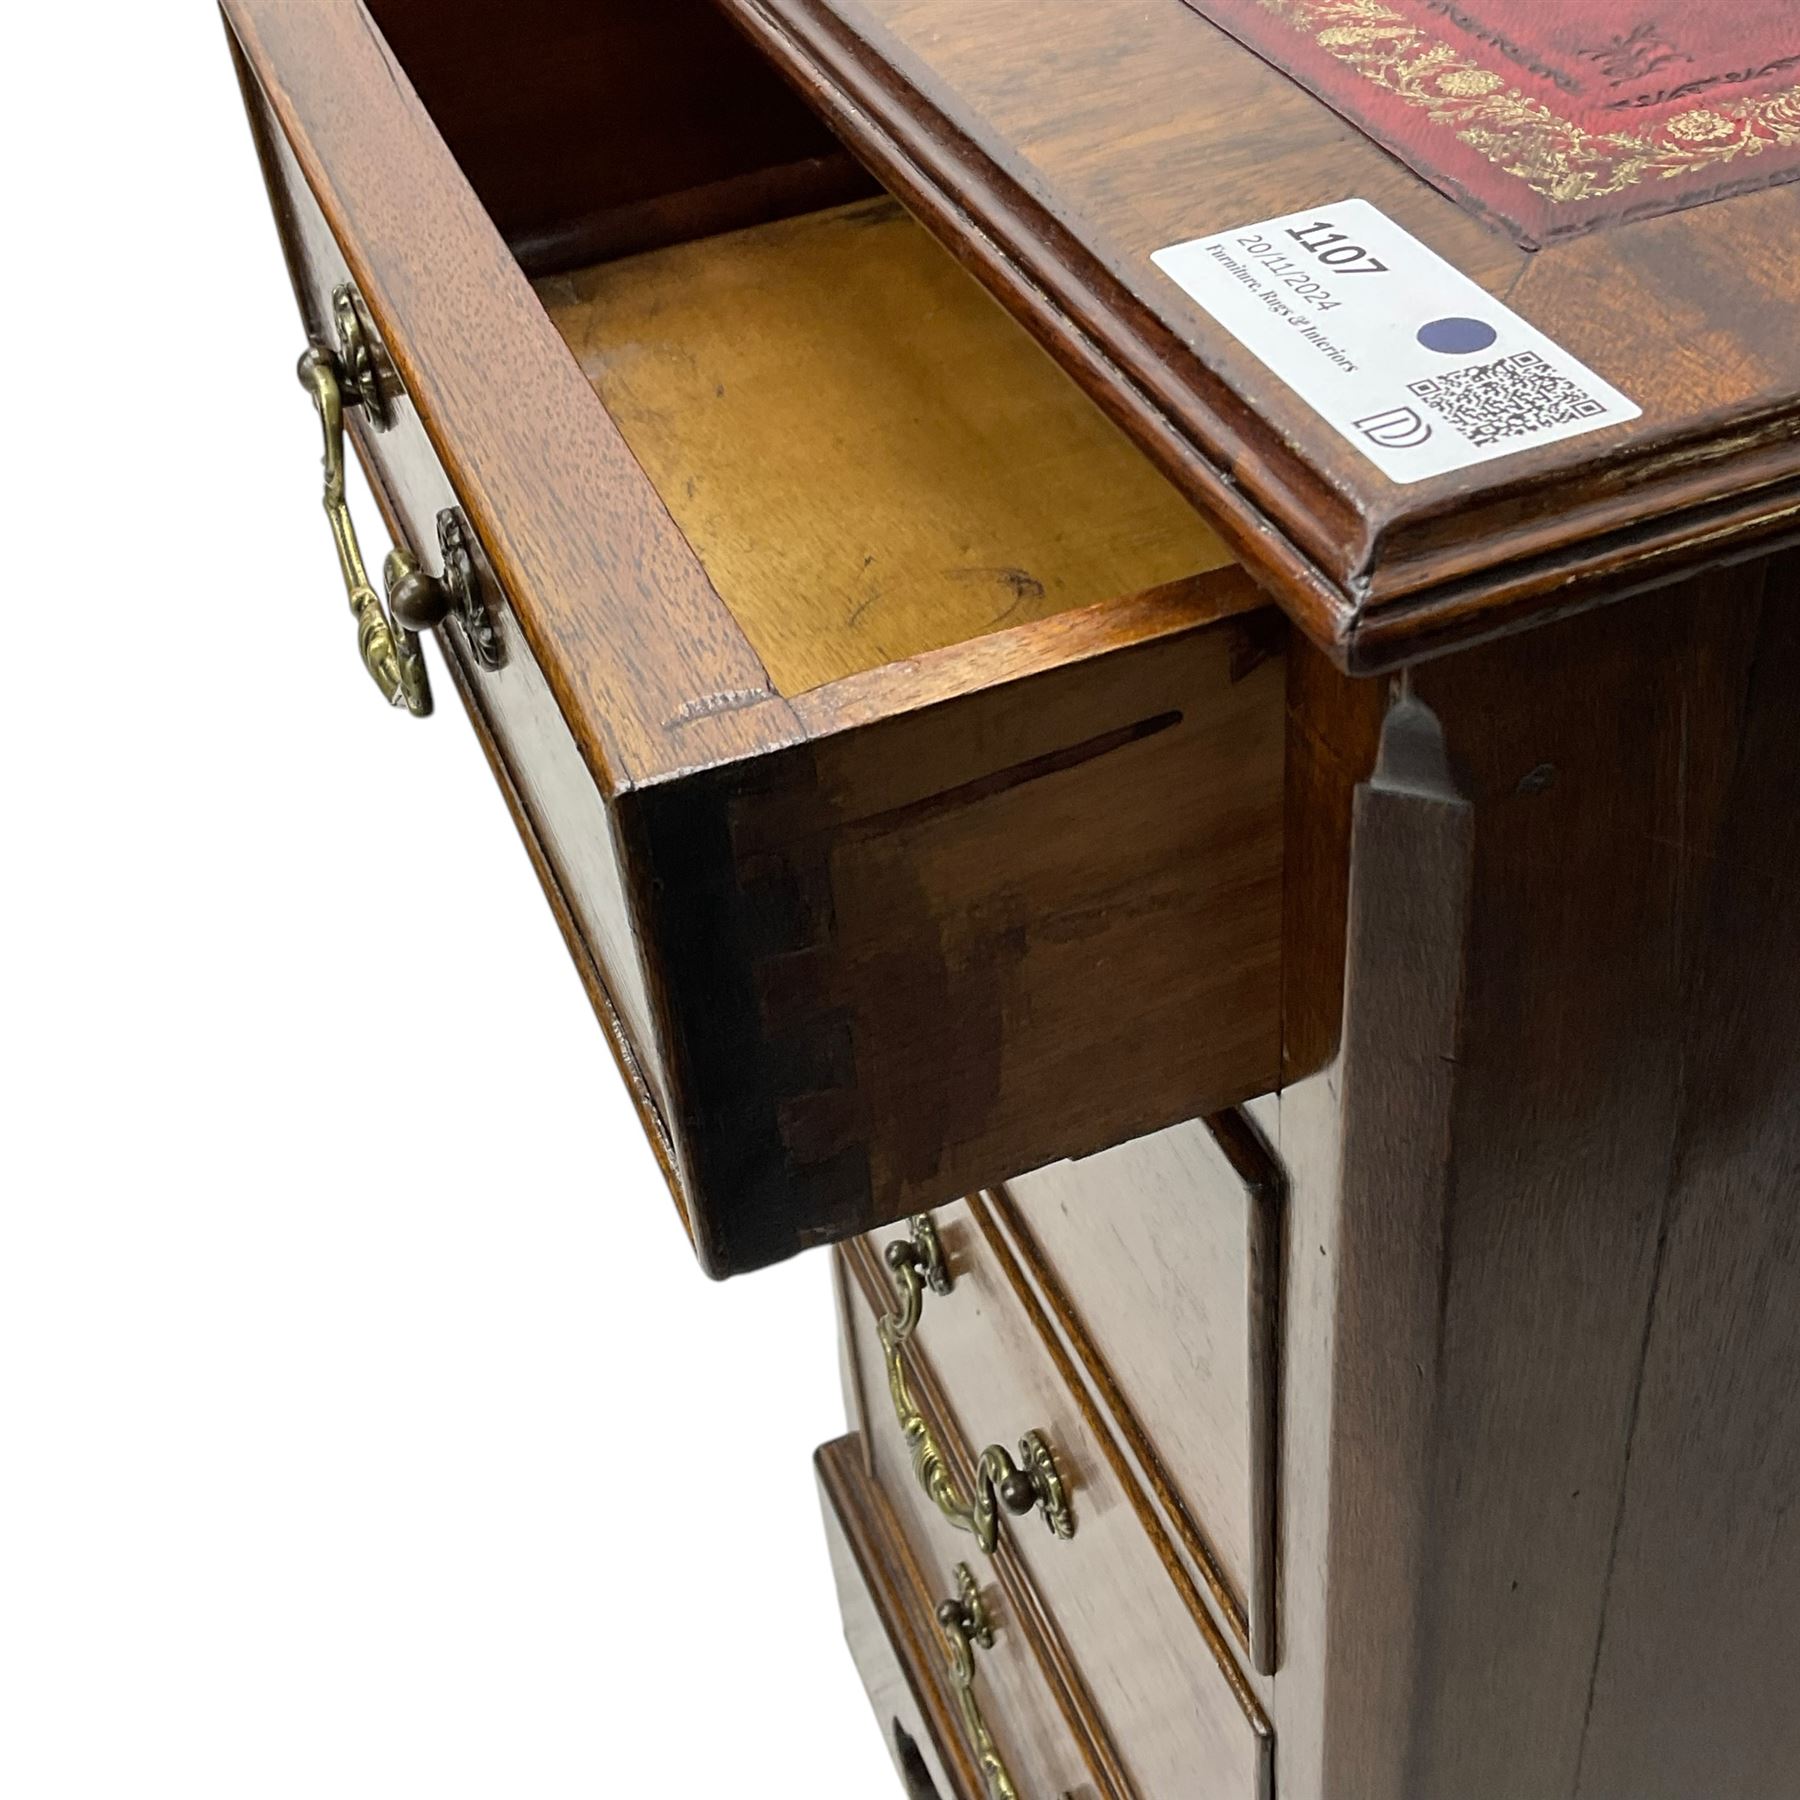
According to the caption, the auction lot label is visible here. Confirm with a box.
[1152,198,1639,483]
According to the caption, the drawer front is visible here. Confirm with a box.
[817,1437,975,1800]
[818,1435,1097,1800]
[840,1224,1273,1800]
[999,1111,1284,1672]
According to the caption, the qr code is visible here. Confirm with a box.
[1409,350,1609,448]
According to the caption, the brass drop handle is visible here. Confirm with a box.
[938,1564,1021,1800]
[880,1216,1075,1554]
[296,337,434,717]
[295,284,504,714]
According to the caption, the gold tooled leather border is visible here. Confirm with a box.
[1253,0,1800,203]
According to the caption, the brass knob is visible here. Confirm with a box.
[979,1432,1075,1545]
[385,550,451,632]
[389,513,504,670]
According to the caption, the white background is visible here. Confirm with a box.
[2,6,894,1793]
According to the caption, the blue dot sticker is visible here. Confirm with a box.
[1418,316,1498,355]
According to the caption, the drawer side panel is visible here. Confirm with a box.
[231,50,686,1182]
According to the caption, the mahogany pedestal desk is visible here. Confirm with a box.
[223,2,1800,1795]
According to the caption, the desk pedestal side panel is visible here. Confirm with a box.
[1275,556,1800,1800]
[822,557,1800,1800]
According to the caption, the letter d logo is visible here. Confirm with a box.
[1354,405,1432,449]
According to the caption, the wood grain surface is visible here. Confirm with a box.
[724,0,1800,666]
[227,0,1295,1274]
[816,1435,981,1800]
[540,197,1236,694]
[226,10,1800,1791]
[1571,571,1800,1800]
[843,1227,1271,1799]
[225,0,800,789]
[998,1115,1275,1668]
[1277,690,1473,1800]
[1274,558,1798,1800]
[364,0,867,274]
[651,608,1285,1269]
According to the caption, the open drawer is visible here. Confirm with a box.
[225,0,1287,1275]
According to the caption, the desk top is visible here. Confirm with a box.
[728,0,1800,667]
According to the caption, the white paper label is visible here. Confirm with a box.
[1151,199,1639,484]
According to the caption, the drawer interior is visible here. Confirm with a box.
[535,198,1237,695]
[366,0,1240,698]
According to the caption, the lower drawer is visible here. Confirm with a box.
[839,1221,1273,1800]
[818,1435,1093,1800]
[999,1109,1285,1672]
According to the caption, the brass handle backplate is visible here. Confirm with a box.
[938,1564,1021,1800]
[296,284,502,715]
[880,1216,1075,1555]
